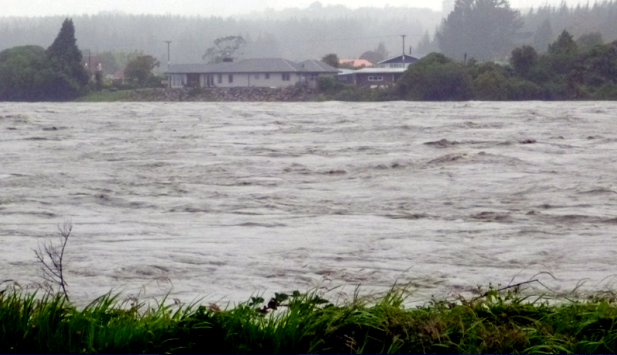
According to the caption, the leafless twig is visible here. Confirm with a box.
[33,221,72,301]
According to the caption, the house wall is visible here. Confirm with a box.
[355,73,402,86]
[201,72,303,88]
[169,74,187,88]
[378,62,414,69]
[336,74,356,85]
[171,72,328,89]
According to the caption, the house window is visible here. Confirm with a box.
[282,73,290,81]
[265,73,270,80]
[368,76,384,81]
[255,74,260,79]
[228,74,233,83]
[218,74,222,84]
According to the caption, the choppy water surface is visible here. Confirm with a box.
[2,101,617,305]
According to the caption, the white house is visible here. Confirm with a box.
[165,58,339,89]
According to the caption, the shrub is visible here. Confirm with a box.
[474,70,511,100]
[317,76,346,95]
[511,45,539,77]
[398,53,473,101]
[589,82,617,99]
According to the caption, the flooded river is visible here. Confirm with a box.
[2,101,617,305]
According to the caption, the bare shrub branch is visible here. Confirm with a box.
[33,221,72,301]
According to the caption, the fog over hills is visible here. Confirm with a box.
[0,1,614,70]
[0,0,593,17]
[0,5,443,65]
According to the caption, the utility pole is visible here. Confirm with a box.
[401,35,406,66]
[164,41,172,69]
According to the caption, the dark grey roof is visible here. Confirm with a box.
[167,58,308,74]
[165,63,221,73]
[377,54,419,65]
[166,58,339,75]
[297,60,339,73]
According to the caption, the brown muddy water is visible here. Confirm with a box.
[1,101,617,305]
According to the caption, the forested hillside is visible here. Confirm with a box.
[0,5,442,68]
[417,0,617,60]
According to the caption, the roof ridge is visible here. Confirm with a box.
[282,58,300,72]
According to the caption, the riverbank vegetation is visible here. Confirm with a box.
[76,89,132,102]
[3,282,617,354]
[0,19,89,101]
[319,29,617,102]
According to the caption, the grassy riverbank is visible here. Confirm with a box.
[76,90,132,102]
[2,285,617,354]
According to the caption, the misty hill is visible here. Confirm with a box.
[0,5,443,67]
[521,2,617,49]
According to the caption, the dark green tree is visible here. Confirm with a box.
[435,0,523,61]
[582,42,617,86]
[321,53,340,68]
[510,45,538,76]
[124,55,160,86]
[546,30,579,77]
[397,53,473,100]
[0,46,54,101]
[45,18,89,100]
[549,30,578,56]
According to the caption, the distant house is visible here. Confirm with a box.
[337,68,407,87]
[165,58,338,89]
[376,54,418,69]
[336,54,419,87]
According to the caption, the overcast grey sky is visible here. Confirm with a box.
[1,0,581,17]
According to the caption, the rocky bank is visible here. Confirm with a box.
[128,87,321,102]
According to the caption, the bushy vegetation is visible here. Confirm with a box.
[320,29,617,102]
[4,284,617,354]
[0,19,89,101]
[123,55,164,88]
[397,53,474,101]
[317,76,395,102]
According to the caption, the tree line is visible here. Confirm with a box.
[321,29,617,101]
[0,19,89,101]
[417,0,617,61]
[0,19,164,101]
[0,5,440,68]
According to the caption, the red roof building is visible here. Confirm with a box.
[339,59,373,67]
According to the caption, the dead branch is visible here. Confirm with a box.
[33,221,72,301]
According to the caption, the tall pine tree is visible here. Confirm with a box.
[45,19,89,100]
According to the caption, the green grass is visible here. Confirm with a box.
[76,90,131,102]
[2,285,617,353]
